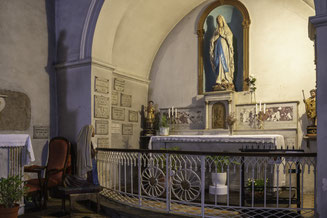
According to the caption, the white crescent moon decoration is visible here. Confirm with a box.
[0,96,7,112]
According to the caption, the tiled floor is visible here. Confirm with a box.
[19,192,315,218]
[102,189,315,217]
[19,198,108,218]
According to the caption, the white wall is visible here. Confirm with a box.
[0,1,49,166]
[149,0,315,149]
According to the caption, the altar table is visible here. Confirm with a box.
[0,134,35,215]
[149,134,287,191]
[0,134,35,178]
[149,134,285,151]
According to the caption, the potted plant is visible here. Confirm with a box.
[0,175,28,218]
[246,178,269,199]
[159,114,169,136]
[208,156,239,195]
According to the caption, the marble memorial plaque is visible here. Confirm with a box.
[114,78,125,92]
[120,94,132,107]
[33,126,49,139]
[112,91,118,105]
[95,120,109,135]
[111,122,121,134]
[95,76,109,94]
[94,95,110,118]
[129,110,138,122]
[122,124,133,135]
[97,137,109,147]
[112,107,125,121]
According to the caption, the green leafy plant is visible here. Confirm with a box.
[0,175,28,208]
[247,178,268,192]
[160,114,169,128]
[207,156,239,173]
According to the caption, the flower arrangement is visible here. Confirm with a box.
[246,75,257,92]
[226,113,237,135]
[226,113,237,127]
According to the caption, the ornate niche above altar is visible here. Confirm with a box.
[197,0,250,94]
[204,91,234,130]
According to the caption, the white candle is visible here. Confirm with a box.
[264,103,266,112]
[255,104,258,114]
[168,108,171,118]
[259,101,262,112]
[175,108,178,117]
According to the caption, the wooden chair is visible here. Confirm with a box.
[24,137,71,208]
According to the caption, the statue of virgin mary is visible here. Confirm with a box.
[209,15,235,91]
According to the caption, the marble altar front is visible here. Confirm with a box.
[149,134,285,152]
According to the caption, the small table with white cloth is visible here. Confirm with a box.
[0,134,35,215]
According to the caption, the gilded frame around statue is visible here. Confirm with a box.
[197,0,250,94]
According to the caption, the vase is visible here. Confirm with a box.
[229,126,233,135]
[209,173,227,195]
[159,127,169,136]
[211,172,227,186]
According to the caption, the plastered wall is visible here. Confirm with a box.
[0,0,49,166]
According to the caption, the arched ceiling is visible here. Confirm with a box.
[92,0,206,79]
[92,0,314,80]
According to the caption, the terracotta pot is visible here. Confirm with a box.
[0,204,19,218]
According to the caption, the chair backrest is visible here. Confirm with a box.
[46,137,70,184]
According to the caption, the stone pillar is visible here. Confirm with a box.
[53,0,104,143]
[309,12,327,217]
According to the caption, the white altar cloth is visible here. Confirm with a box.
[0,134,35,215]
[149,134,285,150]
[0,134,35,165]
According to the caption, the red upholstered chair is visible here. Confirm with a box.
[24,137,71,208]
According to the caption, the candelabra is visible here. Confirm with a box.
[168,107,178,130]
[255,102,266,129]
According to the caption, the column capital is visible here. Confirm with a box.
[309,14,327,40]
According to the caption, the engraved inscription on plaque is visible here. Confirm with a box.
[95,120,109,135]
[122,124,133,135]
[95,76,109,94]
[129,110,138,122]
[111,123,121,134]
[112,91,118,105]
[120,94,132,107]
[97,137,109,147]
[114,78,125,92]
[112,107,125,121]
[33,126,49,139]
[94,95,110,118]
